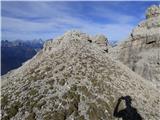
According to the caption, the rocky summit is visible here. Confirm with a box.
[1,30,160,120]
[109,5,160,89]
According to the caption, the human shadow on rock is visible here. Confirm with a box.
[113,96,142,120]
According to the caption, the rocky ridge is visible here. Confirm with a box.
[109,5,160,88]
[1,30,160,120]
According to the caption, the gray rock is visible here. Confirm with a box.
[1,30,160,120]
[92,34,108,52]
[146,5,160,19]
[109,5,160,88]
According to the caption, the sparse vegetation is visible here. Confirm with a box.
[5,101,22,119]
[15,91,21,96]
[70,85,77,91]
[46,79,55,88]
[91,79,98,86]
[43,89,48,94]
[59,79,65,86]
[43,111,66,120]
[25,97,40,112]
[1,94,9,109]
[75,115,85,120]
[28,73,45,81]
[36,100,46,110]
[45,66,52,71]
[26,112,36,120]
[87,103,99,120]
[62,90,79,100]
[78,86,91,97]
[28,88,38,96]
[59,66,65,71]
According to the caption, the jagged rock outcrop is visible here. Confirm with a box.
[91,35,108,52]
[44,32,108,53]
[1,31,160,120]
[146,5,160,19]
[109,5,160,88]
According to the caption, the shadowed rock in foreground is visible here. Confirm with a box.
[1,30,160,120]
[113,96,142,120]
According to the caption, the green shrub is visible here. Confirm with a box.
[70,85,77,91]
[36,101,46,110]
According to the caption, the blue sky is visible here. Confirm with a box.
[1,1,160,42]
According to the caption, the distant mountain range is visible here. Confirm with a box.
[1,39,44,75]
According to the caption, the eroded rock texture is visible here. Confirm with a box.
[1,31,160,120]
[109,5,160,88]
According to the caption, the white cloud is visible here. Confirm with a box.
[2,15,134,41]
[2,2,136,41]
[87,5,138,24]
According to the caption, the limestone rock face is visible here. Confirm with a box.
[92,35,108,52]
[1,31,160,120]
[43,31,108,53]
[146,5,160,19]
[109,5,160,88]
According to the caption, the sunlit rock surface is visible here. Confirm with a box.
[1,30,160,120]
[109,5,160,89]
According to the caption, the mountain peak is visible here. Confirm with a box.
[146,5,160,19]
[2,30,160,120]
[43,30,108,53]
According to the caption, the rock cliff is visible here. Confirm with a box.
[109,5,160,88]
[1,31,160,120]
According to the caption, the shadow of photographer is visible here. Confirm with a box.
[113,96,142,120]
